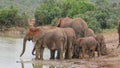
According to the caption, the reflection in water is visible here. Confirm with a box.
[20,62,58,68]
[32,64,58,68]
[0,37,66,68]
[0,37,62,68]
[0,37,34,68]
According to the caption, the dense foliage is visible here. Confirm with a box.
[35,0,95,26]
[0,6,28,29]
[0,0,41,17]
[0,0,120,33]
[35,0,120,33]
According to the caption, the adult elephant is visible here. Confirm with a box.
[20,26,57,57]
[56,17,88,58]
[56,17,88,38]
[33,28,67,60]
[95,34,107,56]
[20,26,67,60]
[32,27,76,59]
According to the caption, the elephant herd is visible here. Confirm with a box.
[20,17,107,60]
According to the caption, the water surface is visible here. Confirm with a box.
[0,36,53,68]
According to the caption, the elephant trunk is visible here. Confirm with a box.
[32,44,36,55]
[20,37,27,57]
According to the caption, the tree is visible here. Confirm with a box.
[35,0,95,26]
[0,6,28,29]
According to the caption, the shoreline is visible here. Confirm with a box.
[0,27,27,38]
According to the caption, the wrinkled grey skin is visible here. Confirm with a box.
[95,34,107,56]
[20,26,57,57]
[75,37,97,58]
[20,26,67,60]
[32,27,76,60]
[34,27,67,60]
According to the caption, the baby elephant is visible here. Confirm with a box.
[75,37,97,59]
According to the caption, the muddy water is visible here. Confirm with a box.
[0,36,57,68]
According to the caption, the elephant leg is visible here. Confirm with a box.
[32,45,36,55]
[59,43,64,60]
[56,50,60,59]
[59,49,64,60]
[97,45,101,57]
[35,42,40,60]
[69,47,73,59]
[89,48,95,58]
[72,46,78,58]
[82,48,85,59]
[78,47,82,59]
[92,49,95,58]
[68,42,73,59]
[65,48,68,59]
[40,47,44,60]
[88,49,91,58]
[50,50,55,59]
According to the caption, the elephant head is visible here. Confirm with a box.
[20,27,43,57]
[20,26,57,57]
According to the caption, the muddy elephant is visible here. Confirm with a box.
[75,37,97,58]
[56,17,88,58]
[85,28,95,37]
[56,17,88,38]
[31,27,76,59]
[20,26,57,57]
[20,26,67,60]
[95,34,107,56]
[34,27,67,60]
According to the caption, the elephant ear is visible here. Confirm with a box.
[75,38,82,45]
[79,38,83,44]
[26,27,40,38]
[56,18,62,27]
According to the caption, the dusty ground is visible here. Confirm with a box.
[18,32,120,68]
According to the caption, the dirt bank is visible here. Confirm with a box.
[0,27,26,38]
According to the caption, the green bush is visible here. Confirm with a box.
[34,0,95,26]
[34,0,119,33]
[0,6,28,29]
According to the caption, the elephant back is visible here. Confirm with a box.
[85,28,95,37]
[56,17,88,38]
[43,28,67,49]
[80,37,97,47]
[69,18,88,38]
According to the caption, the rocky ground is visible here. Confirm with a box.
[18,32,120,68]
